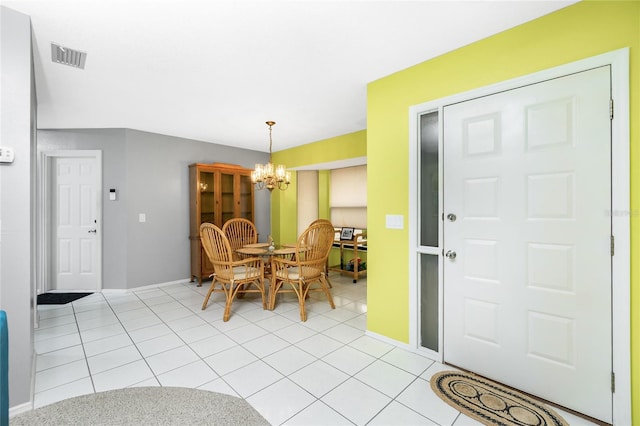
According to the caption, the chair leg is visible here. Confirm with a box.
[223,283,241,322]
[201,280,217,310]
[325,260,332,288]
[298,282,307,321]
[257,279,267,310]
[320,274,335,309]
[269,278,281,310]
[268,279,275,310]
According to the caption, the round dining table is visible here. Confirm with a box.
[236,243,301,259]
[236,243,307,280]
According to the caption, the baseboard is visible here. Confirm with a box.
[9,401,32,418]
[364,330,442,363]
[365,330,414,351]
[100,278,192,294]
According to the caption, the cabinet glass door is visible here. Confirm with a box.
[220,172,235,224]
[199,170,216,225]
[239,174,253,220]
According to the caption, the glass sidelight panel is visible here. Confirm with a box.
[418,110,440,353]
[420,111,439,247]
[420,253,439,351]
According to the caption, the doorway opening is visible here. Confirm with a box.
[38,150,103,294]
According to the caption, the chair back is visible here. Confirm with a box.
[298,221,335,265]
[309,218,332,227]
[222,218,257,258]
[200,223,235,280]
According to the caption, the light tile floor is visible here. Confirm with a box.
[33,274,595,425]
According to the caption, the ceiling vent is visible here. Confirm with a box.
[50,43,86,69]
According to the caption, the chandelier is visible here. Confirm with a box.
[251,121,291,191]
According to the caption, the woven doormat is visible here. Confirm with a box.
[430,370,568,426]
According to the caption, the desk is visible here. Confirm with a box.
[329,238,367,283]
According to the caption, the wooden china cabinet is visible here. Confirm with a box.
[189,163,254,284]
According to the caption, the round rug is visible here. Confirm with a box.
[430,371,568,426]
[11,387,269,425]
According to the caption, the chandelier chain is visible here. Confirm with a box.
[268,122,273,162]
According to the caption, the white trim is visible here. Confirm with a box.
[609,48,631,426]
[290,156,367,171]
[100,278,192,294]
[365,330,415,352]
[38,150,103,294]
[9,402,32,418]
[408,48,630,424]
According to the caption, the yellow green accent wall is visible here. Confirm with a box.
[273,130,366,169]
[269,172,298,246]
[366,0,638,421]
[318,170,331,219]
[270,130,366,243]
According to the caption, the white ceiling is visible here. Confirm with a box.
[2,0,577,152]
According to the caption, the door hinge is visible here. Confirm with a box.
[611,372,615,393]
[611,235,615,256]
[610,99,614,120]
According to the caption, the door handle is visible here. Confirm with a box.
[445,250,456,260]
[447,213,457,222]
[88,229,97,234]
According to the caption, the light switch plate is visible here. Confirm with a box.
[386,214,404,229]
[0,147,15,163]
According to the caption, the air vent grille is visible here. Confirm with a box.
[50,43,86,69]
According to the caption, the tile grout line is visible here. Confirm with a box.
[72,298,99,396]
[35,278,412,425]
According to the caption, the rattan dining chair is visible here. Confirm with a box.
[200,223,266,321]
[309,219,334,287]
[270,221,336,321]
[222,218,258,261]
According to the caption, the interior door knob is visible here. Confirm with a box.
[445,250,456,260]
[447,213,457,222]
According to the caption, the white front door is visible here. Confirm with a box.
[443,66,611,422]
[51,155,102,291]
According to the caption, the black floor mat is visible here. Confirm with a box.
[37,292,93,305]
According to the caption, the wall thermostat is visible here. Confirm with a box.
[0,147,15,163]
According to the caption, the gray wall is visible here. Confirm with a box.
[37,128,270,289]
[0,5,36,409]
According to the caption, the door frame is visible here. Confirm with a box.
[37,150,103,294]
[408,48,630,424]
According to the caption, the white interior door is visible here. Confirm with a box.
[51,155,101,291]
[443,66,611,422]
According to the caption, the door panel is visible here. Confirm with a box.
[443,66,611,422]
[52,156,101,291]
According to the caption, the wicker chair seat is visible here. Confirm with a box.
[274,266,323,281]
[216,265,262,281]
